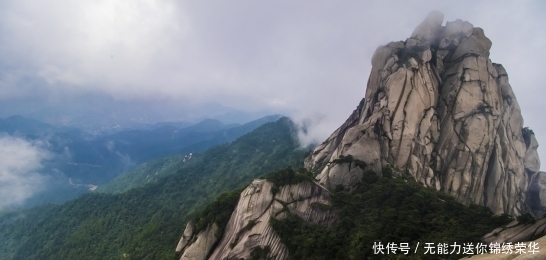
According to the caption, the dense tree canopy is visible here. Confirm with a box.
[270,168,513,260]
[0,118,307,260]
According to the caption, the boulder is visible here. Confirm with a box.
[179,223,219,260]
[175,221,195,253]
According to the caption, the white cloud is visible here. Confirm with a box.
[0,1,545,164]
[0,135,51,209]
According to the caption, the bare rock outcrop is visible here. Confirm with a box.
[305,11,541,216]
[175,221,195,253]
[178,223,219,260]
[482,219,546,244]
[177,179,336,260]
[528,172,546,216]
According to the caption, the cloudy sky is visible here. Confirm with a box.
[0,1,545,160]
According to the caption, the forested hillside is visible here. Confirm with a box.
[100,115,284,194]
[269,168,514,259]
[99,153,192,194]
[0,118,307,260]
[178,167,514,259]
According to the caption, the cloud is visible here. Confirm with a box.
[0,135,51,209]
[0,1,545,164]
[292,112,333,149]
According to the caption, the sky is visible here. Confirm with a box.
[0,1,545,162]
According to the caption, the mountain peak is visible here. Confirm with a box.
[305,12,541,216]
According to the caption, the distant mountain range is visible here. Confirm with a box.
[0,114,282,207]
[17,99,274,134]
[0,115,71,136]
[0,117,306,260]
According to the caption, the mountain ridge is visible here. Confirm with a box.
[0,117,305,259]
[0,114,283,207]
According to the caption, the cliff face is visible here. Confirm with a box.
[305,10,542,216]
[176,11,545,259]
[176,179,336,260]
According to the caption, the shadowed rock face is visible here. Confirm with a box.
[305,11,542,216]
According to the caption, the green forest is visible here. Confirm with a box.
[0,118,307,260]
[183,165,514,260]
[269,167,513,260]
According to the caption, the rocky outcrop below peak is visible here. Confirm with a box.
[482,219,546,244]
[176,178,336,260]
[528,172,546,216]
[305,11,542,216]
[176,222,219,260]
[175,221,195,253]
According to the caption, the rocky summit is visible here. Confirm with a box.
[306,10,543,217]
[176,11,545,259]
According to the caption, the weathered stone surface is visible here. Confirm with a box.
[525,134,541,173]
[406,38,420,47]
[527,172,546,216]
[175,221,194,253]
[177,179,336,260]
[452,27,492,60]
[179,223,219,260]
[304,100,364,172]
[305,11,541,216]
[482,219,546,244]
[439,19,474,50]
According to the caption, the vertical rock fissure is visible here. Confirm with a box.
[391,70,409,124]
[395,72,415,165]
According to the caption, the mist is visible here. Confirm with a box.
[0,135,51,209]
